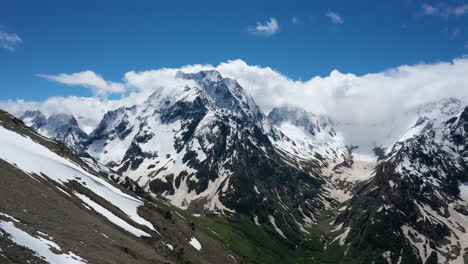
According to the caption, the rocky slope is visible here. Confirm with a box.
[0,109,238,264]
[334,99,468,263]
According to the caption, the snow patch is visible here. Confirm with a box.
[331,227,350,246]
[0,126,155,233]
[459,183,468,202]
[161,241,174,251]
[0,213,86,263]
[74,193,151,237]
[189,236,202,251]
[269,215,287,239]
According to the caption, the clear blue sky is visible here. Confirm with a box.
[1,0,467,101]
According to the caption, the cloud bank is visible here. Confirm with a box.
[422,3,468,17]
[2,57,468,150]
[37,71,126,96]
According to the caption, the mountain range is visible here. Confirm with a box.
[1,70,467,264]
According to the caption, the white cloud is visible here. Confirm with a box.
[214,58,468,152]
[37,71,126,96]
[248,18,279,36]
[292,16,300,24]
[325,11,344,24]
[2,57,468,152]
[422,3,440,15]
[214,58,468,120]
[0,30,22,51]
[0,93,150,134]
[422,3,468,17]
[124,68,198,96]
[453,4,468,15]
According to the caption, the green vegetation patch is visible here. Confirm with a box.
[149,198,359,264]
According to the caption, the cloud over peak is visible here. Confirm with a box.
[3,57,468,151]
[248,18,279,36]
[37,71,126,96]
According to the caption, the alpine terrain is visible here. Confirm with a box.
[1,70,467,264]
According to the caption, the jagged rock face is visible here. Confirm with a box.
[334,103,468,264]
[20,110,89,154]
[84,70,339,242]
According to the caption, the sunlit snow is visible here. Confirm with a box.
[189,236,202,251]
[0,127,156,236]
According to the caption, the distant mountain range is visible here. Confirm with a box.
[20,110,89,154]
[1,70,467,263]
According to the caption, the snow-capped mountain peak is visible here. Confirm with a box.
[176,70,263,120]
[45,113,80,131]
[21,110,47,130]
[393,97,465,147]
[20,110,88,154]
[268,104,336,139]
[176,70,223,84]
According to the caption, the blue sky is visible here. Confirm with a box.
[1,0,468,101]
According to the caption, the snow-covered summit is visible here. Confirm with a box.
[21,110,47,130]
[176,70,223,83]
[176,70,264,121]
[20,110,88,154]
[267,104,347,163]
[392,98,465,148]
[268,104,336,139]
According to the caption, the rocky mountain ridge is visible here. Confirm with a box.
[12,70,468,263]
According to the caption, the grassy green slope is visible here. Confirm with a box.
[150,199,360,264]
